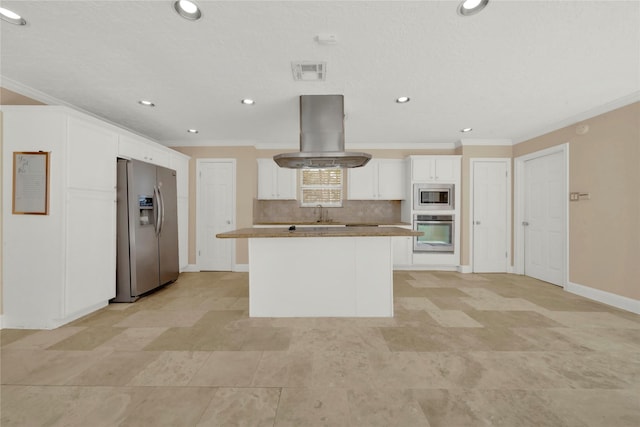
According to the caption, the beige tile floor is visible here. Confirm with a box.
[1,271,639,426]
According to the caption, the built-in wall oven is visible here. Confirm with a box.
[413,183,454,210]
[413,214,454,252]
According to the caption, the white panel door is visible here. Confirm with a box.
[197,160,235,271]
[524,151,565,286]
[472,160,509,272]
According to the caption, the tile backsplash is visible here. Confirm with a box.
[253,199,403,224]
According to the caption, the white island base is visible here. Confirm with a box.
[249,236,394,317]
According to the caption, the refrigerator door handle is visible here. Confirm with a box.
[157,185,165,236]
[153,185,161,236]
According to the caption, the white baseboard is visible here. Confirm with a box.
[393,265,416,271]
[457,265,472,273]
[181,264,248,273]
[233,264,249,272]
[2,301,108,330]
[397,265,459,272]
[566,281,640,314]
[0,314,4,330]
[181,264,200,273]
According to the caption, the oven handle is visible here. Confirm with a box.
[413,221,453,226]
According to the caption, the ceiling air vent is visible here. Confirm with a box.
[291,61,326,81]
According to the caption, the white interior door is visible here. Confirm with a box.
[472,159,509,273]
[523,151,566,286]
[197,159,235,271]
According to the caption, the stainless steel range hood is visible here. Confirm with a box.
[273,95,372,169]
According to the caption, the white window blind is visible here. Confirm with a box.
[300,168,343,207]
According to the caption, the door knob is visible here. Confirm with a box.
[522,221,529,226]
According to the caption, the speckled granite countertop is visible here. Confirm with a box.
[217,226,421,238]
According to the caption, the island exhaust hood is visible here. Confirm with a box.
[273,95,371,169]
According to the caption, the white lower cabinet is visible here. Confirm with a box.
[65,190,117,314]
[393,226,413,268]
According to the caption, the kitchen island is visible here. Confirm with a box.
[217,226,420,317]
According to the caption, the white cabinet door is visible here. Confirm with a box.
[65,190,116,315]
[433,157,456,182]
[67,117,117,191]
[257,159,297,199]
[348,161,377,199]
[349,159,405,200]
[411,157,433,182]
[276,166,297,199]
[411,156,459,183]
[119,135,170,167]
[257,158,277,199]
[393,235,413,267]
[377,159,405,199]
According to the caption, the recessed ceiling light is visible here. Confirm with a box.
[241,99,255,105]
[0,7,27,25]
[187,129,199,134]
[460,127,473,133]
[174,0,202,21]
[396,97,410,104]
[138,100,155,107]
[457,0,489,16]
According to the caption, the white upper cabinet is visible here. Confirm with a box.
[411,156,460,183]
[118,135,170,167]
[257,158,297,199]
[67,116,118,191]
[348,159,405,200]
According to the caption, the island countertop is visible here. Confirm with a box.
[217,226,421,239]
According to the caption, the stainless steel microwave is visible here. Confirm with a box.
[413,183,454,210]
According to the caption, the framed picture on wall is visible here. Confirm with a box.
[12,151,50,215]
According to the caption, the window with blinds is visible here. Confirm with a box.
[300,168,343,207]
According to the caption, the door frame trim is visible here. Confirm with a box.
[469,158,512,273]
[195,158,236,271]
[514,143,569,286]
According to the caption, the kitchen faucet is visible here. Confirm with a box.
[315,204,323,222]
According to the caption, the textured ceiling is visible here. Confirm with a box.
[1,0,639,148]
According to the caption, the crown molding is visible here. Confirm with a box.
[512,91,640,144]
[458,138,513,146]
[165,139,261,148]
[1,75,156,142]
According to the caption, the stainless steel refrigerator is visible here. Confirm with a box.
[113,158,179,302]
